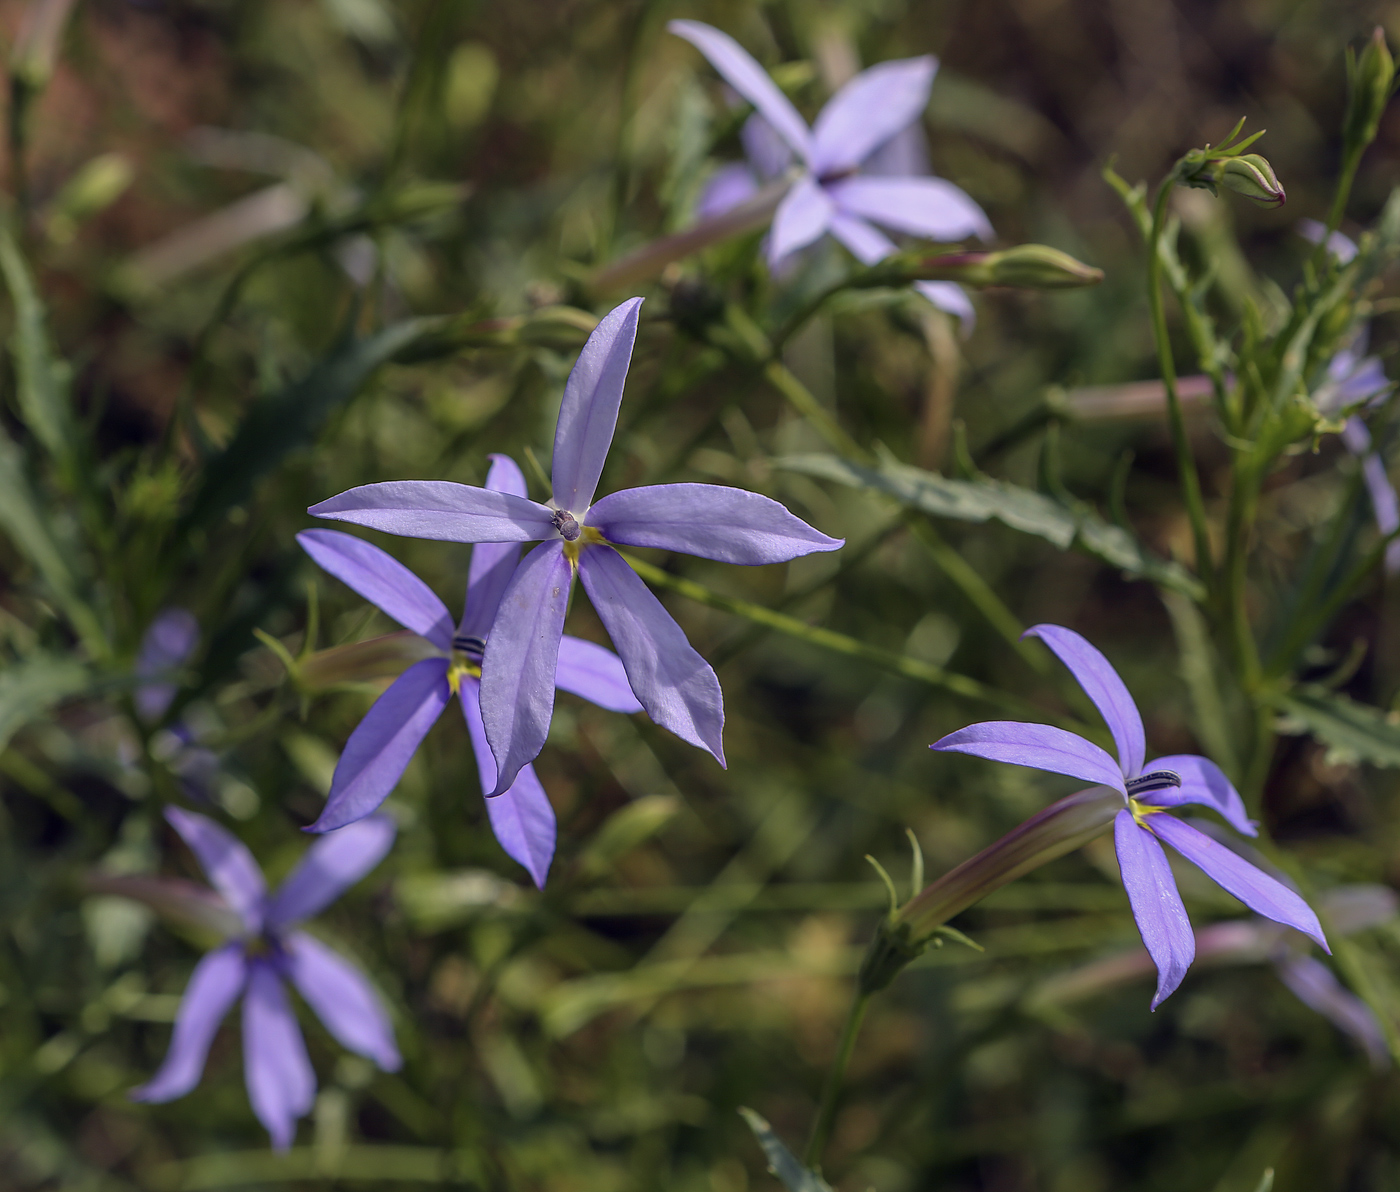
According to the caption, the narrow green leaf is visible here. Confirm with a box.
[778,453,1203,599]
[180,317,436,534]
[0,226,74,463]
[0,653,89,752]
[738,1109,834,1192]
[1274,684,1400,767]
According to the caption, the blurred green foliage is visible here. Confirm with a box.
[6,1,1400,1190]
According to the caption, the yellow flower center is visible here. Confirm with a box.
[446,651,482,695]
[562,523,607,568]
[1128,796,1167,829]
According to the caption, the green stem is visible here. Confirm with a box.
[803,988,871,1170]
[619,552,1077,724]
[1323,145,1363,245]
[1147,180,1215,592]
[1221,454,1263,687]
[762,359,868,461]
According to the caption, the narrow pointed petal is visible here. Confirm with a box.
[557,635,643,713]
[130,943,246,1103]
[696,162,760,219]
[1275,954,1390,1068]
[668,20,812,163]
[242,964,316,1152]
[266,815,396,928]
[578,546,724,764]
[829,212,896,265]
[1114,810,1195,1009]
[862,124,930,177]
[930,721,1126,793]
[1151,813,1329,950]
[310,481,554,543]
[740,112,795,179]
[769,175,834,265]
[165,807,267,933]
[811,56,937,176]
[586,484,843,564]
[309,659,451,832]
[135,608,200,722]
[298,530,453,650]
[284,931,401,1070]
[550,298,644,513]
[1023,624,1145,778]
[1139,754,1256,836]
[827,176,991,242]
[480,541,571,795]
[460,454,530,639]
[460,683,556,887]
[915,281,976,330]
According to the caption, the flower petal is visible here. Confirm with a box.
[740,112,795,180]
[551,298,644,513]
[696,162,760,219]
[480,541,572,796]
[668,20,812,163]
[769,174,834,265]
[135,608,200,722]
[460,454,530,639]
[165,807,267,933]
[298,529,453,650]
[811,56,937,176]
[130,943,246,1103]
[930,721,1126,793]
[283,931,401,1071]
[1150,813,1329,950]
[586,483,843,564]
[827,176,991,242]
[861,124,930,177]
[266,815,396,928]
[1023,624,1145,778]
[557,635,643,713]
[578,546,725,765]
[1114,809,1195,1009]
[829,212,896,265]
[1275,954,1390,1068]
[310,481,554,543]
[460,682,556,887]
[242,963,316,1152]
[915,281,976,331]
[1139,753,1255,836]
[309,659,451,833]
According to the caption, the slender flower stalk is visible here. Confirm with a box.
[932,623,1327,1007]
[299,455,643,885]
[669,20,991,325]
[130,809,400,1150]
[310,299,842,796]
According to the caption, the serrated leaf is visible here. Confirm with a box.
[0,226,74,464]
[0,653,89,752]
[1274,684,1400,767]
[738,1109,833,1192]
[777,453,1203,599]
[180,317,436,534]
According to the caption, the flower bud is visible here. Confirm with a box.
[1345,28,1396,155]
[1218,154,1286,208]
[891,244,1104,290]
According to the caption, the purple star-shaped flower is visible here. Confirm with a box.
[931,623,1328,1008]
[309,298,843,796]
[670,19,991,324]
[131,808,400,1150]
[298,455,643,886]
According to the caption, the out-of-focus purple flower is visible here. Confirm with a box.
[298,456,643,886]
[310,299,843,797]
[931,623,1328,1008]
[135,608,200,722]
[131,808,399,1150]
[670,20,991,326]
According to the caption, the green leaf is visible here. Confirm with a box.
[0,653,89,752]
[1274,684,1400,767]
[738,1109,833,1192]
[0,226,74,465]
[777,453,1203,599]
[180,317,436,534]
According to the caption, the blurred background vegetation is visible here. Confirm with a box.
[7,0,1400,1189]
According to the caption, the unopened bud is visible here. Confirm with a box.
[1219,154,1286,208]
[1345,28,1396,155]
[11,0,77,89]
[893,244,1104,290]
